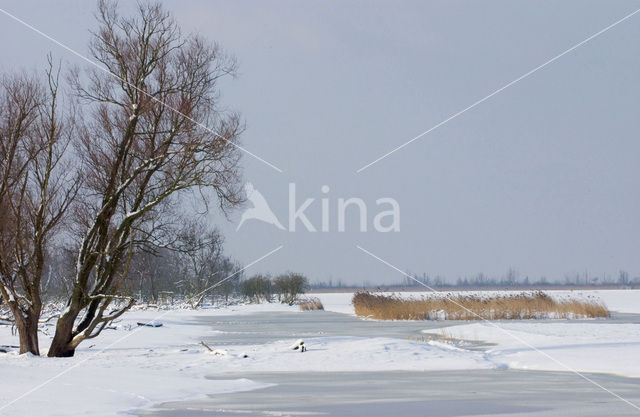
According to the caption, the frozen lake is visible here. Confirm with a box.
[138,309,640,416]
[195,308,640,345]
[141,370,640,417]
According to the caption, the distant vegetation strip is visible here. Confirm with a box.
[352,291,610,320]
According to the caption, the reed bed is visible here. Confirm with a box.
[352,291,609,320]
[299,297,324,311]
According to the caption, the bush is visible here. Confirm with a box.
[240,275,272,303]
[273,272,309,305]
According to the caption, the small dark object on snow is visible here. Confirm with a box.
[290,339,306,352]
[0,345,19,353]
[200,340,214,352]
[137,321,163,327]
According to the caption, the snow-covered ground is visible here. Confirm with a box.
[0,290,639,416]
[0,304,293,417]
[426,321,640,377]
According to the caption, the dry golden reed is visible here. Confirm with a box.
[299,297,324,311]
[352,291,609,320]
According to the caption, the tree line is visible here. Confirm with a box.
[311,268,639,290]
[240,272,309,304]
[41,222,242,307]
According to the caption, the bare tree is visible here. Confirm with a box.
[127,238,239,305]
[43,245,78,301]
[504,267,518,286]
[0,62,79,355]
[173,220,225,307]
[241,275,272,303]
[128,249,169,304]
[618,270,630,286]
[47,0,243,357]
[273,272,309,305]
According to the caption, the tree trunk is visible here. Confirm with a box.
[47,309,78,357]
[14,312,40,355]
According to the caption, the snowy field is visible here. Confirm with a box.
[0,290,639,416]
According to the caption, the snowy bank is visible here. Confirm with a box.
[428,321,640,378]
[0,305,294,417]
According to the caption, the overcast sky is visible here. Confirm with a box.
[1,0,639,284]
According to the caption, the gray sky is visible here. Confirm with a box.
[1,0,639,284]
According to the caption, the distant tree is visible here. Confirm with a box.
[215,258,241,302]
[44,245,78,301]
[422,273,431,286]
[127,248,181,304]
[273,272,308,305]
[241,275,272,303]
[618,270,630,286]
[504,268,518,286]
[171,220,226,307]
